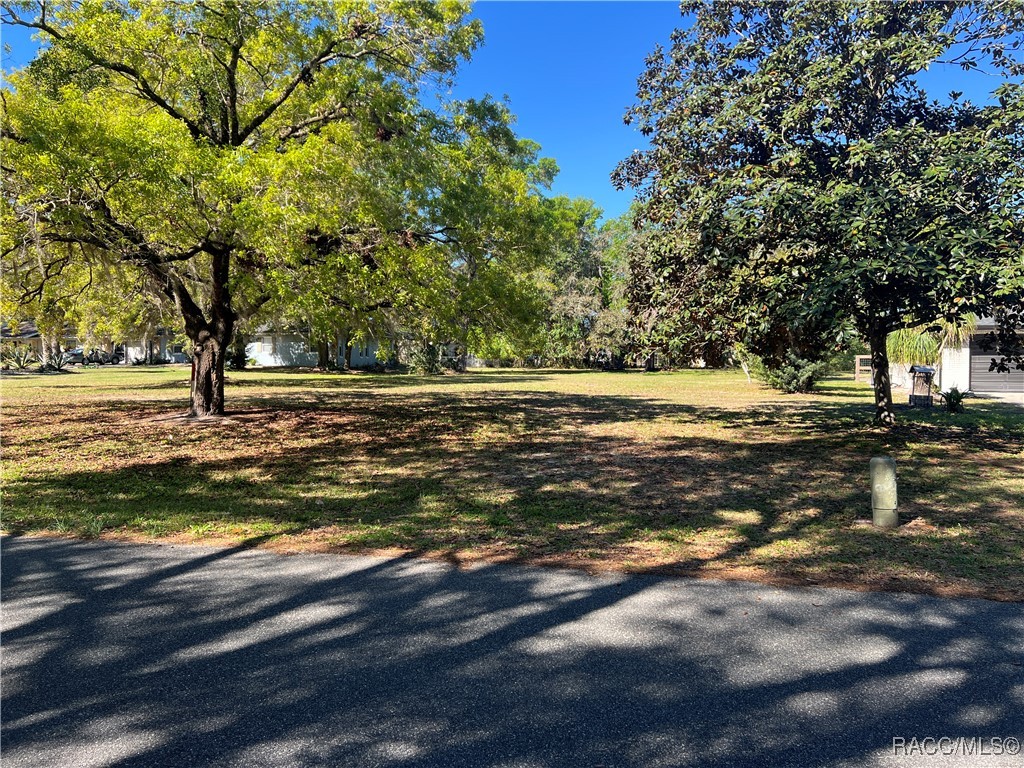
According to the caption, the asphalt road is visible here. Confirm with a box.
[2,536,1022,768]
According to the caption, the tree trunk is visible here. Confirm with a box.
[455,318,470,373]
[160,244,235,417]
[317,337,331,369]
[703,342,727,369]
[190,330,229,416]
[40,334,58,365]
[869,326,896,425]
[343,331,353,370]
[229,331,249,370]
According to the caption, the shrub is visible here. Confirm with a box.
[939,387,967,414]
[752,351,832,393]
[409,342,442,375]
[2,347,37,370]
[41,352,74,372]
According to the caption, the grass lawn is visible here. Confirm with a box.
[2,366,1022,600]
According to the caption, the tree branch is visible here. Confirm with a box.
[2,5,208,142]
[235,41,339,145]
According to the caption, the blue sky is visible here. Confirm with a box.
[458,2,1004,221]
[453,2,682,221]
[2,2,1006,221]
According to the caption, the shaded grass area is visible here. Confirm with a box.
[2,366,1022,599]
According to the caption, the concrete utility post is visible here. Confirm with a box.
[870,456,898,529]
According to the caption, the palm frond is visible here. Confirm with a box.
[887,328,939,365]
[886,314,976,365]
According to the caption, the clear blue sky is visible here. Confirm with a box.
[455,2,682,221]
[2,1,1005,222]
[459,2,1003,221]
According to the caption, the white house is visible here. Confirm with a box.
[886,317,1023,398]
[1,321,45,357]
[936,317,1023,397]
[246,330,381,368]
[123,329,189,364]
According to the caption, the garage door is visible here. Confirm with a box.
[970,335,1024,393]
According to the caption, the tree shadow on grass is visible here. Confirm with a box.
[4,387,1022,598]
[229,368,597,390]
[2,536,1022,767]
[47,368,591,395]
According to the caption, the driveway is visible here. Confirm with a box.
[2,536,1022,767]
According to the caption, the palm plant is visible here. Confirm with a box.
[887,315,977,365]
[2,346,38,370]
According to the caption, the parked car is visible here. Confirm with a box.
[83,348,123,365]
[63,348,85,364]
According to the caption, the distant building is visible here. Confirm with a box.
[937,317,1023,397]
[888,316,1023,398]
[123,329,189,364]
[0,321,44,357]
[246,329,380,369]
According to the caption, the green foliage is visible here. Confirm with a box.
[750,351,833,394]
[408,341,443,375]
[887,316,978,366]
[887,328,941,367]
[227,332,250,371]
[539,203,632,367]
[40,352,73,372]
[1,0,557,412]
[939,387,968,414]
[1,346,37,370]
[614,2,1024,421]
[831,339,870,373]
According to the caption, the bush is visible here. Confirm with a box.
[36,352,74,372]
[829,339,869,372]
[752,351,832,393]
[409,342,442,375]
[939,387,967,414]
[2,347,37,370]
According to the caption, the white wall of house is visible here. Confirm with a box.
[938,344,970,391]
[247,333,319,367]
[348,337,379,367]
[246,333,380,368]
[11,337,44,357]
[124,340,149,363]
[889,346,968,392]
[887,363,913,390]
[124,335,174,364]
[887,327,1020,396]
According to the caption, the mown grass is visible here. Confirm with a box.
[2,365,1022,599]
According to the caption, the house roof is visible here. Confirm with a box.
[1,321,40,340]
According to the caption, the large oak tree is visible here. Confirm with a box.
[614,1,1024,423]
[2,0,545,414]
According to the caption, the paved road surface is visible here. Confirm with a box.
[2,536,1022,767]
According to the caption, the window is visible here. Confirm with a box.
[261,336,272,353]
[358,340,371,358]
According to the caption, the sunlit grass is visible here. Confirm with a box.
[2,364,1021,599]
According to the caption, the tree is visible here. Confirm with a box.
[2,0,483,414]
[614,1,1024,423]
[540,201,632,368]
